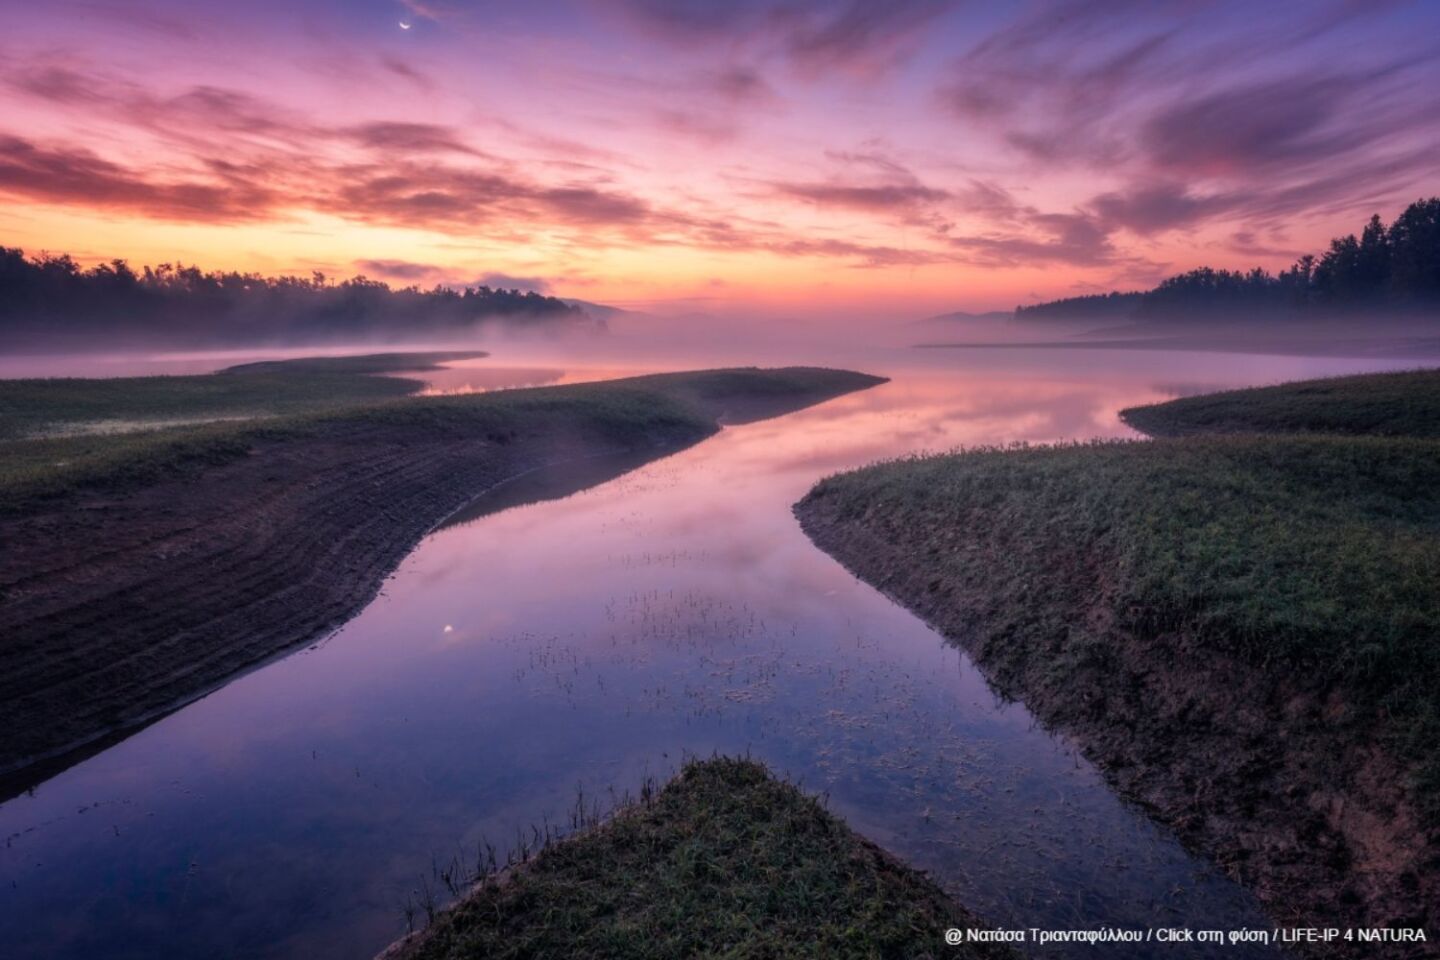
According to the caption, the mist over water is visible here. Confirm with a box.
[5,302,1436,384]
[0,342,1426,960]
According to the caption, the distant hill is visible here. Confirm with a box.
[560,299,645,328]
[1013,292,1143,323]
[914,309,1013,325]
[1017,198,1440,323]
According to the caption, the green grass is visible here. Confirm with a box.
[0,365,876,513]
[218,351,485,376]
[0,351,466,506]
[402,757,1011,960]
[801,370,1440,819]
[1120,368,1440,438]
[0,370,417,443]
[0,352,488,443]
[0,382,699,511]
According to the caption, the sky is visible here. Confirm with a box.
[1,0,1438,317]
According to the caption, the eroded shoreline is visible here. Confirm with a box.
[0,367,883,791]
[794,371,1440,959]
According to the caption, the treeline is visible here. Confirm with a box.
[1011,290,1142,322]
[0,248,592,351]
[1016,198,1440,322]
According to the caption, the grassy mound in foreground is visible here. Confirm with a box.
[1120,367,1440,438]
[394,758,1012,960]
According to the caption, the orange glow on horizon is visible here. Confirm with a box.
[2,1,1436,317]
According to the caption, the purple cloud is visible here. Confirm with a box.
[341,122,482,156]
[771,181,947,211]
[1088,182,1240,235]
[478,272,551,292]
[594,0,962,75]
[0,134,274,221]
[353,259,446,281]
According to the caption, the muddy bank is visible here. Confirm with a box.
[796,450,1437,958]
[0,368,881,791]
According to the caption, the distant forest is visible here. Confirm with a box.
[1017,197,1440,322]
[0,248,592,351]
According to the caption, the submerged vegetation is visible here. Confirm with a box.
[1017,198,1440,321]
[796,367,1440,946]
[391,757,1012,960]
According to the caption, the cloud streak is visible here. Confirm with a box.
[595,0,963,75]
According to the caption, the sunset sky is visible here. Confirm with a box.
[2,0,1438,317]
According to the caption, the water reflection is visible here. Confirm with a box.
[399,358,655,396]
[0,349,1419,960]
[402,365,567,395]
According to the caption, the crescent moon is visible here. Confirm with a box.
[399,20,413,29]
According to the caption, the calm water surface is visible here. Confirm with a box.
[0,348,1416,959]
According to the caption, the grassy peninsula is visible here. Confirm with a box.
[0,358,883,789]
[0,352,482,501]
[1120,367,1440,438]
[385,757,1013,960]
[0,352,481,442]
[796,368,1440,955]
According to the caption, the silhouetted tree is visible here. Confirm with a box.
[1387,198,1440,304]
[0,251,587,350]
[1015,198,1440,321]
[1013,291,1142,321]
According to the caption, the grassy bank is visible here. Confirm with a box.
[796,368,1440,952]
[0,362,882,787]
[0,351,483,443]
[0,374,710,513]
[0,361,873,512]
[1120,367,1440,438]
[801,434,1440,796]
[388,757,1013,960]
[0,352,488,502]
